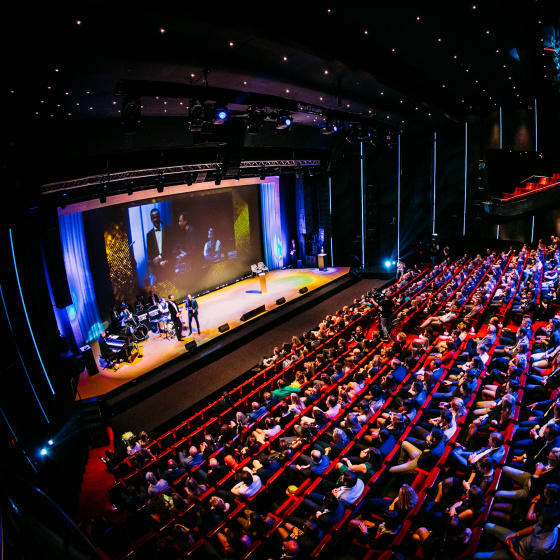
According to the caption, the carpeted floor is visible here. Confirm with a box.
[110,277,390,445]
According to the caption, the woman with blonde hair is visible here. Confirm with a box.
[288,393,306,415]
[366,482,418,518]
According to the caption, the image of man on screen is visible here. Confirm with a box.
[203,227,222,263]
[146,208,172,277]
[175,212,197,274]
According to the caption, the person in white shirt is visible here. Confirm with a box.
[146,471,170,495]
[231,469,262,498]
[324,396,341,419]
[254,418,282,444]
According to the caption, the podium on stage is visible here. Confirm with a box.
[259,272,267,293]
[318,253,327,271]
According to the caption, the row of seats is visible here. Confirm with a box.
[501,173,560,200]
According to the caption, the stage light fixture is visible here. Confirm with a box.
[40,448,47,456]
[121,97,141,133]
[99,183,108,204]
[155,174,165,193]
[384,260,392,268]
[260,166,266,180]
[234,170,241,182]
[188,100,205,132]
[48,440,54,445]
[322,120,338,135]
[214,168,222,185]
[185,173,194,186]
[276,112,292,130]
[214,108,228,124]
[247,106,265,134]
[126,180,133,196]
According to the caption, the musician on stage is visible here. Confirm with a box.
[135,294,146,311]
[99,331,130,364]
[289,238,298,267]
[168,295,184,342]
[158,297,171,334]
[185,293,200,336]
[119,304,135,328]
[147,290,159,307]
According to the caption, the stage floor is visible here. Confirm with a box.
[77,267,350,400]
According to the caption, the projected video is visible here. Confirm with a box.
[128,190,236,290]
[66,184,263,320]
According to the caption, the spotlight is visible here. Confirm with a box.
[126,180,133,196]
[40,448,47,456]
[276,112,292,130]
[260,166,266,180]
[234,170,241,182]
[322,120,338,135]
[384,260,392,268]
[48,440,53,446]
[214,108,228,124]
[121,97,141,133]
[185,173,194,186]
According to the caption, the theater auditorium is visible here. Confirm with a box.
[2,3,560,559]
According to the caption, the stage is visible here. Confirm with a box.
[77,267,350,400]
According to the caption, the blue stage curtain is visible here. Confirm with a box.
[59,212,104,344]
[260,181,284,270]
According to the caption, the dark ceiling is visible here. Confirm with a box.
[2,1,559,185]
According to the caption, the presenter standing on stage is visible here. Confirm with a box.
[168,295,184,342]
[185,294,200,336]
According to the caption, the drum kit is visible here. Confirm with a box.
[146,305,175,339]
[127,312,150,342]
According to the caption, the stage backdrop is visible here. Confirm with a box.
[58,183,263,343]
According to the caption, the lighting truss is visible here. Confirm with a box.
[41,160,321,195]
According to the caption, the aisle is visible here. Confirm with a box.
[111,277,388,442]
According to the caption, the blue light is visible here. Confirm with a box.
[384,260,392,268]
[217,110,227,120]
[40,448,47,456]
[285,117,292,126]
[48,439,53,446]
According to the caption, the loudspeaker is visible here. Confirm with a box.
[276,297,286,305]
[80,344,99,376]
[184,340,197,352]
[240,305,266,321]
[299,287,308,294]
[218,323,230,333]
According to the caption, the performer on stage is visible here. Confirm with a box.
[158,297,171,334]
[185,293,200,335]
[147,290,159,307]
[289,238,298,267]
[99,331,119,365]
[109,303,119,322]
[168,295,184,342]
[135,294,146,311]
[99,331,131,364]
